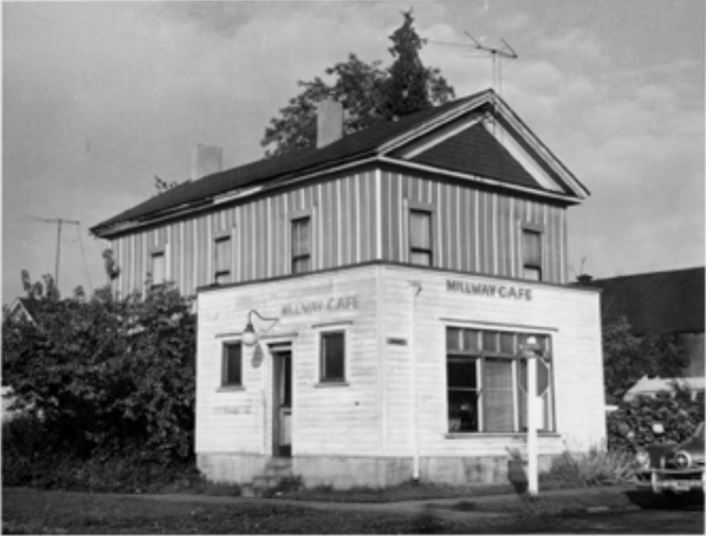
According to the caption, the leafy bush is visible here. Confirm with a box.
[607,388,704,451]
[3,279,196,469]
[543,448,637,486]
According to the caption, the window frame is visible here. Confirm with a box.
[291,215,312,274]
[521,227,543,282]
[213,233,232,284]
[408,205,434,267]
[149,248,167,287]
[445,326,555,435]
[221,341,243,388]
[318,330,346,384]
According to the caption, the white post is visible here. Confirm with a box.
[527,353,539,495]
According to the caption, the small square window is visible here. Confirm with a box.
[320,331,345,382]
[222,342,242,387]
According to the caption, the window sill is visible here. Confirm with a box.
[444,431,560,439]
[314,381,349,388]
[217,386,245,392]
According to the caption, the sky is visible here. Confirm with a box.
[2,0,704,301]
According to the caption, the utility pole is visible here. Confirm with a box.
[25,215,80,289]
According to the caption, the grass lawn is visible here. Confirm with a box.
[1,487,498,534]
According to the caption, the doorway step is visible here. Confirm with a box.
[241,457,294,497]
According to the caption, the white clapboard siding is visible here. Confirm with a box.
[196,263,604,462]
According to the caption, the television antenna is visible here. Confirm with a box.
[428,32,518,94]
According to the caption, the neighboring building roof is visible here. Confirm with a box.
[91,88,589,238]
[623,375,704,401]
[7,297,39,324]
[590,266,705,335]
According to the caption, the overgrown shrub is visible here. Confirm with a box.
[607,388,704,451]
[543,448,636,486]
[2,280,196,471]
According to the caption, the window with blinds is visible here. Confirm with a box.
[409,209,432,266]
[446,327,554,433]
[214,235,232,284]
[522,229,542,281]
[291,216,311,274]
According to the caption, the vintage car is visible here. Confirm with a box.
[634,421,705,494]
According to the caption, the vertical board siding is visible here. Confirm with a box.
[110,169,567,296]
[112,171,379,296]
[379,171,566,284]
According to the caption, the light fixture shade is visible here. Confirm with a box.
[241,321,258,346]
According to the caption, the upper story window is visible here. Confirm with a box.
[522,229,542,281]
[150,251,166,285]
[409,209,433,266]
[214,235,232,284]
[291,216,311,274]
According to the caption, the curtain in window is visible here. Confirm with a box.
[214,237,231,273]
[410,210,431,249]
[482,358,514,432]
[523,230,541,266]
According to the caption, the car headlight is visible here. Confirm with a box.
[673,450,692,469]
[635,448,650,470]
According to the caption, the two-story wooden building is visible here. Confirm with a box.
[92,89,605,489]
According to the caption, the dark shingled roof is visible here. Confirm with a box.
[589,267,705,335]
[91,93,485,234]
[411,122,540,189]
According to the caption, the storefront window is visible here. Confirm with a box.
[446,327,554,433]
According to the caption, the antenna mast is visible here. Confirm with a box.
[463,32,518,94]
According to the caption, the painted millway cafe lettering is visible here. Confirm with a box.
[446,279,533,301]
[281,295,358,316]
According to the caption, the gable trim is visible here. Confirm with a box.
[395,113,485,159]
[377,156,580,204]
[377,90,589,200]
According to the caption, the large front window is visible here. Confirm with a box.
[446,327,554,433]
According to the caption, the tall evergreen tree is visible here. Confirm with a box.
[383,10,432,118]
[261,11,455,156]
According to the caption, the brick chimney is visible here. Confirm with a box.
[191,144,223,180]
[316,99,344,149]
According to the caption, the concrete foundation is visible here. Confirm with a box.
[197,452,559,489]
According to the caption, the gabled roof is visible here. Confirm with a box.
[590,266,705,335]
[91,88,589,238]
[7,297,39,324]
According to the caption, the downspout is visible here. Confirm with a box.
[410,281,422,480]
